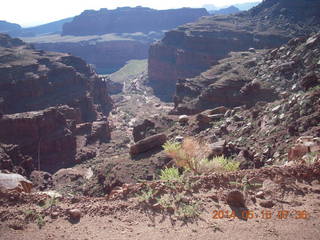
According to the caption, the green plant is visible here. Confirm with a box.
[214,156,240,172]
[159,167,181,182]
[36,214,45,229]
[162,140,181,153]
[175,203,200,219]
[137,187,156,203]
[42,196,59,209]
[309,85,320,92]
[24,209,46,229]
[157,194,174,209]
[163,138,239,174]
[230,176,262,192]
[304,152,319,165]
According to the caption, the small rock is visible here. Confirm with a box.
[248,48,256,53]
[178,115,189,124]
[175,136,184,143]
[51,211,59,219]
[226,190,246,207]
[259,200,275,208]
[255,191,264,199]
[69,209,81,220]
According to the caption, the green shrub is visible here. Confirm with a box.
[159,167,181,181]
[163,138,239,174]
[214,156,240,172]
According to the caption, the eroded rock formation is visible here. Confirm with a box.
[62,7,208,36]
[0,34,112,174]
[148,0,320,101]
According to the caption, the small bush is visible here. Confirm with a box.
[159,167,181,181]
[214,156,240,172]
[137,187,156,203]
[175,203,200,220]
[163,137,239,174]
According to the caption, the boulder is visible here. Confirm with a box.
[87,121,111,143]
[0,173,32,193]
[226,190,246,208]
[288,136,320,161]
[130,133,167,156]
[207,140,226,158]
[132,119,156,142]
[30,170,52,191]
[300,73,319,91]
[0,107,77,173]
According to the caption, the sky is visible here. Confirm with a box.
[1,0,260,27]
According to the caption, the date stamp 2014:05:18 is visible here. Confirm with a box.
[212,210,310,220]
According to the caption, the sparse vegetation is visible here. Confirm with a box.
[175,203,200,220]
[159,167,181,182]
[109,59,147,83]
[304,152,319,165]
[36,214,46,229]
[230,176,263,193]
[42,196,59,209]
[136,170,201,220]
[23,209,46,229]
[163,137,239,174]
[137,186,156,204]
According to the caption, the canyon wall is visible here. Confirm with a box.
[0,34,112,174]
[33,40,149,74]
[62,7,208,36]
[148,0,320,101]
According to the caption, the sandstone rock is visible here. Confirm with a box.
[0,34,113,173]
[300,73,319,91]
[0,108,77,173]
[30,170,52,191]
[132,119,156,142]
[130,133,167,156]
[204,107,228,115]
[0,36,111,118]
[63,7,208,36]
[68,209,81,221]
[178,115,189,124]
[0,173,32,193]
[255,191,265,199]
[207,140,226,158]
[149,0,320,100]
[87,121,111,143]
[226,190,246,208]
[288,136,320,162]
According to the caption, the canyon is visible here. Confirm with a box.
[148,0,320,101]
[18,7,209,74]
[0,34,112,175]
[0,1,320,239]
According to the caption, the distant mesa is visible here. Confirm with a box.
[0,20,21,35]
[0,18,74,37]
[62,7,209,36]
[209,6,240,15]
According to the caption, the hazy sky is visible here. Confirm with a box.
[1,0,260,27]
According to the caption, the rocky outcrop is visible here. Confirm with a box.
[130,133,167,156]
[0,34,112,118]
[62,7,208,36]
[175,32,320,113]
[209,6,240,15]
[172,33,320,168]
[148,0,320,101]
[0,21,21,35]
[0,34,112,174]
[0,107,76,174]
